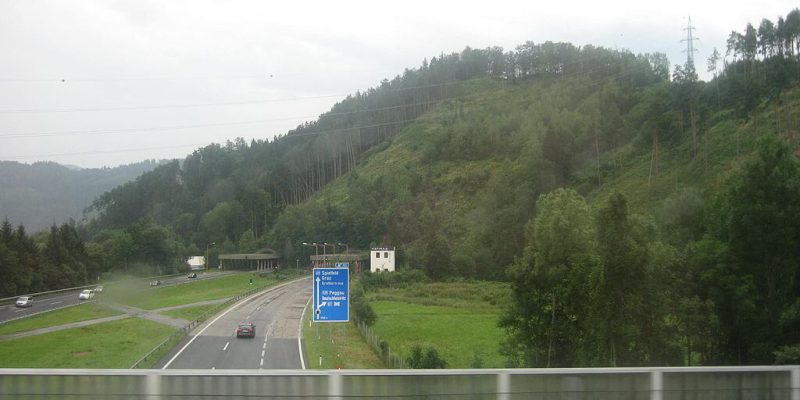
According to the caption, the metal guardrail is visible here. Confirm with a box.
[0,271,193,305]
[0,284,99,305]
[0,366,798,399]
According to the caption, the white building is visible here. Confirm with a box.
[370,247,395,272]
[186,256,205,271]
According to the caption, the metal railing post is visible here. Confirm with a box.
[329,371,343,400]
[146,371,161,399]
[497,371,510,400]
[651,370,663,400]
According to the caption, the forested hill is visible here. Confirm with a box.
[86,7,799,273]
[0,160,165,232]
[86,42,670,247]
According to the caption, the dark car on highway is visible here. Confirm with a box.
[236,322,256,338]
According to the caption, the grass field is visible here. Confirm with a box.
[0,317,175,368]
[160,303,220,321]
[0,303,123,335]
[302,302,384,369]
[301,280,510,369]
[368,280,511,368]
[110,273,281,310]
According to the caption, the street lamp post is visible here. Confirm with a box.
[337,242,350,270]
[205,242,216,273]
[302,242,320,268]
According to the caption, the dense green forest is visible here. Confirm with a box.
[0,221,101,296]
[1,9,799,366]
[0,160,164,232]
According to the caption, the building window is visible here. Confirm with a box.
[384,252,389,258]
[375,252,380,258]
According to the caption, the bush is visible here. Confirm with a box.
[350,283,377,326]
[406,345,448,369]
[360,268,429,292]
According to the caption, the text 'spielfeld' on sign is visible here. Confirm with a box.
[312,268,349,322]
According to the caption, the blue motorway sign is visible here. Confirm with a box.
[313,268,349,322]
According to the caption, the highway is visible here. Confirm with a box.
[160,277,312,369]
[0,271,235,324]
[0,289,90,323]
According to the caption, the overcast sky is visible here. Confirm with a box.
[0,1,796,168]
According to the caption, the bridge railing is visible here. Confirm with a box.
[0,366,798,399]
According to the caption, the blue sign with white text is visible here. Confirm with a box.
[313,268,349,322]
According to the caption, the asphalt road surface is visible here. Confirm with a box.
[161,277,312,370]
[0,271,236,324]
[0,289,91,323]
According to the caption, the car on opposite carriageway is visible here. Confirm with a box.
[15,296,33,308]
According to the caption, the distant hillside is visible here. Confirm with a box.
[0,160,166,232]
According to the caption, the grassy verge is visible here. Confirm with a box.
[109,273,282,310]
[302,302,384,369]
[134,331,187,369]
[160,303,220,321]
[371,301,504,368]
[0,317,175,368]
[368,280,510,368]
[0,303,123,335]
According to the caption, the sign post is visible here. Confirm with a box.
[312,268,349,322]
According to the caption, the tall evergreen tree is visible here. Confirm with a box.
[711,133,800,363]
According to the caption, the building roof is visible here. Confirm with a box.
[219,253,280,261]
[310,253,368,261]
[219,248,280,261]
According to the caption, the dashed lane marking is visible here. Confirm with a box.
[223,342,229,351]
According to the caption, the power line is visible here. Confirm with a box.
[0,94,346,114]
[0,143,208,160]
[0,96,476,139]
[0,56,668,160]
[0,116,315,139]
[0,79,478,114]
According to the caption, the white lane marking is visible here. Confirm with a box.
[211,367,216,370]
[223,342,229,351]
[50,301,62,305]
[262,342,266,350]
[13,309,26,313]
[261,350,265,358]
[162,276,309,370]
[260,358,264,366]
[163,292,260,369]
[298,295,312,370]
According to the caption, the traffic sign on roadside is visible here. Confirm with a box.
[313,268,349,322]
[334,262,350,268]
